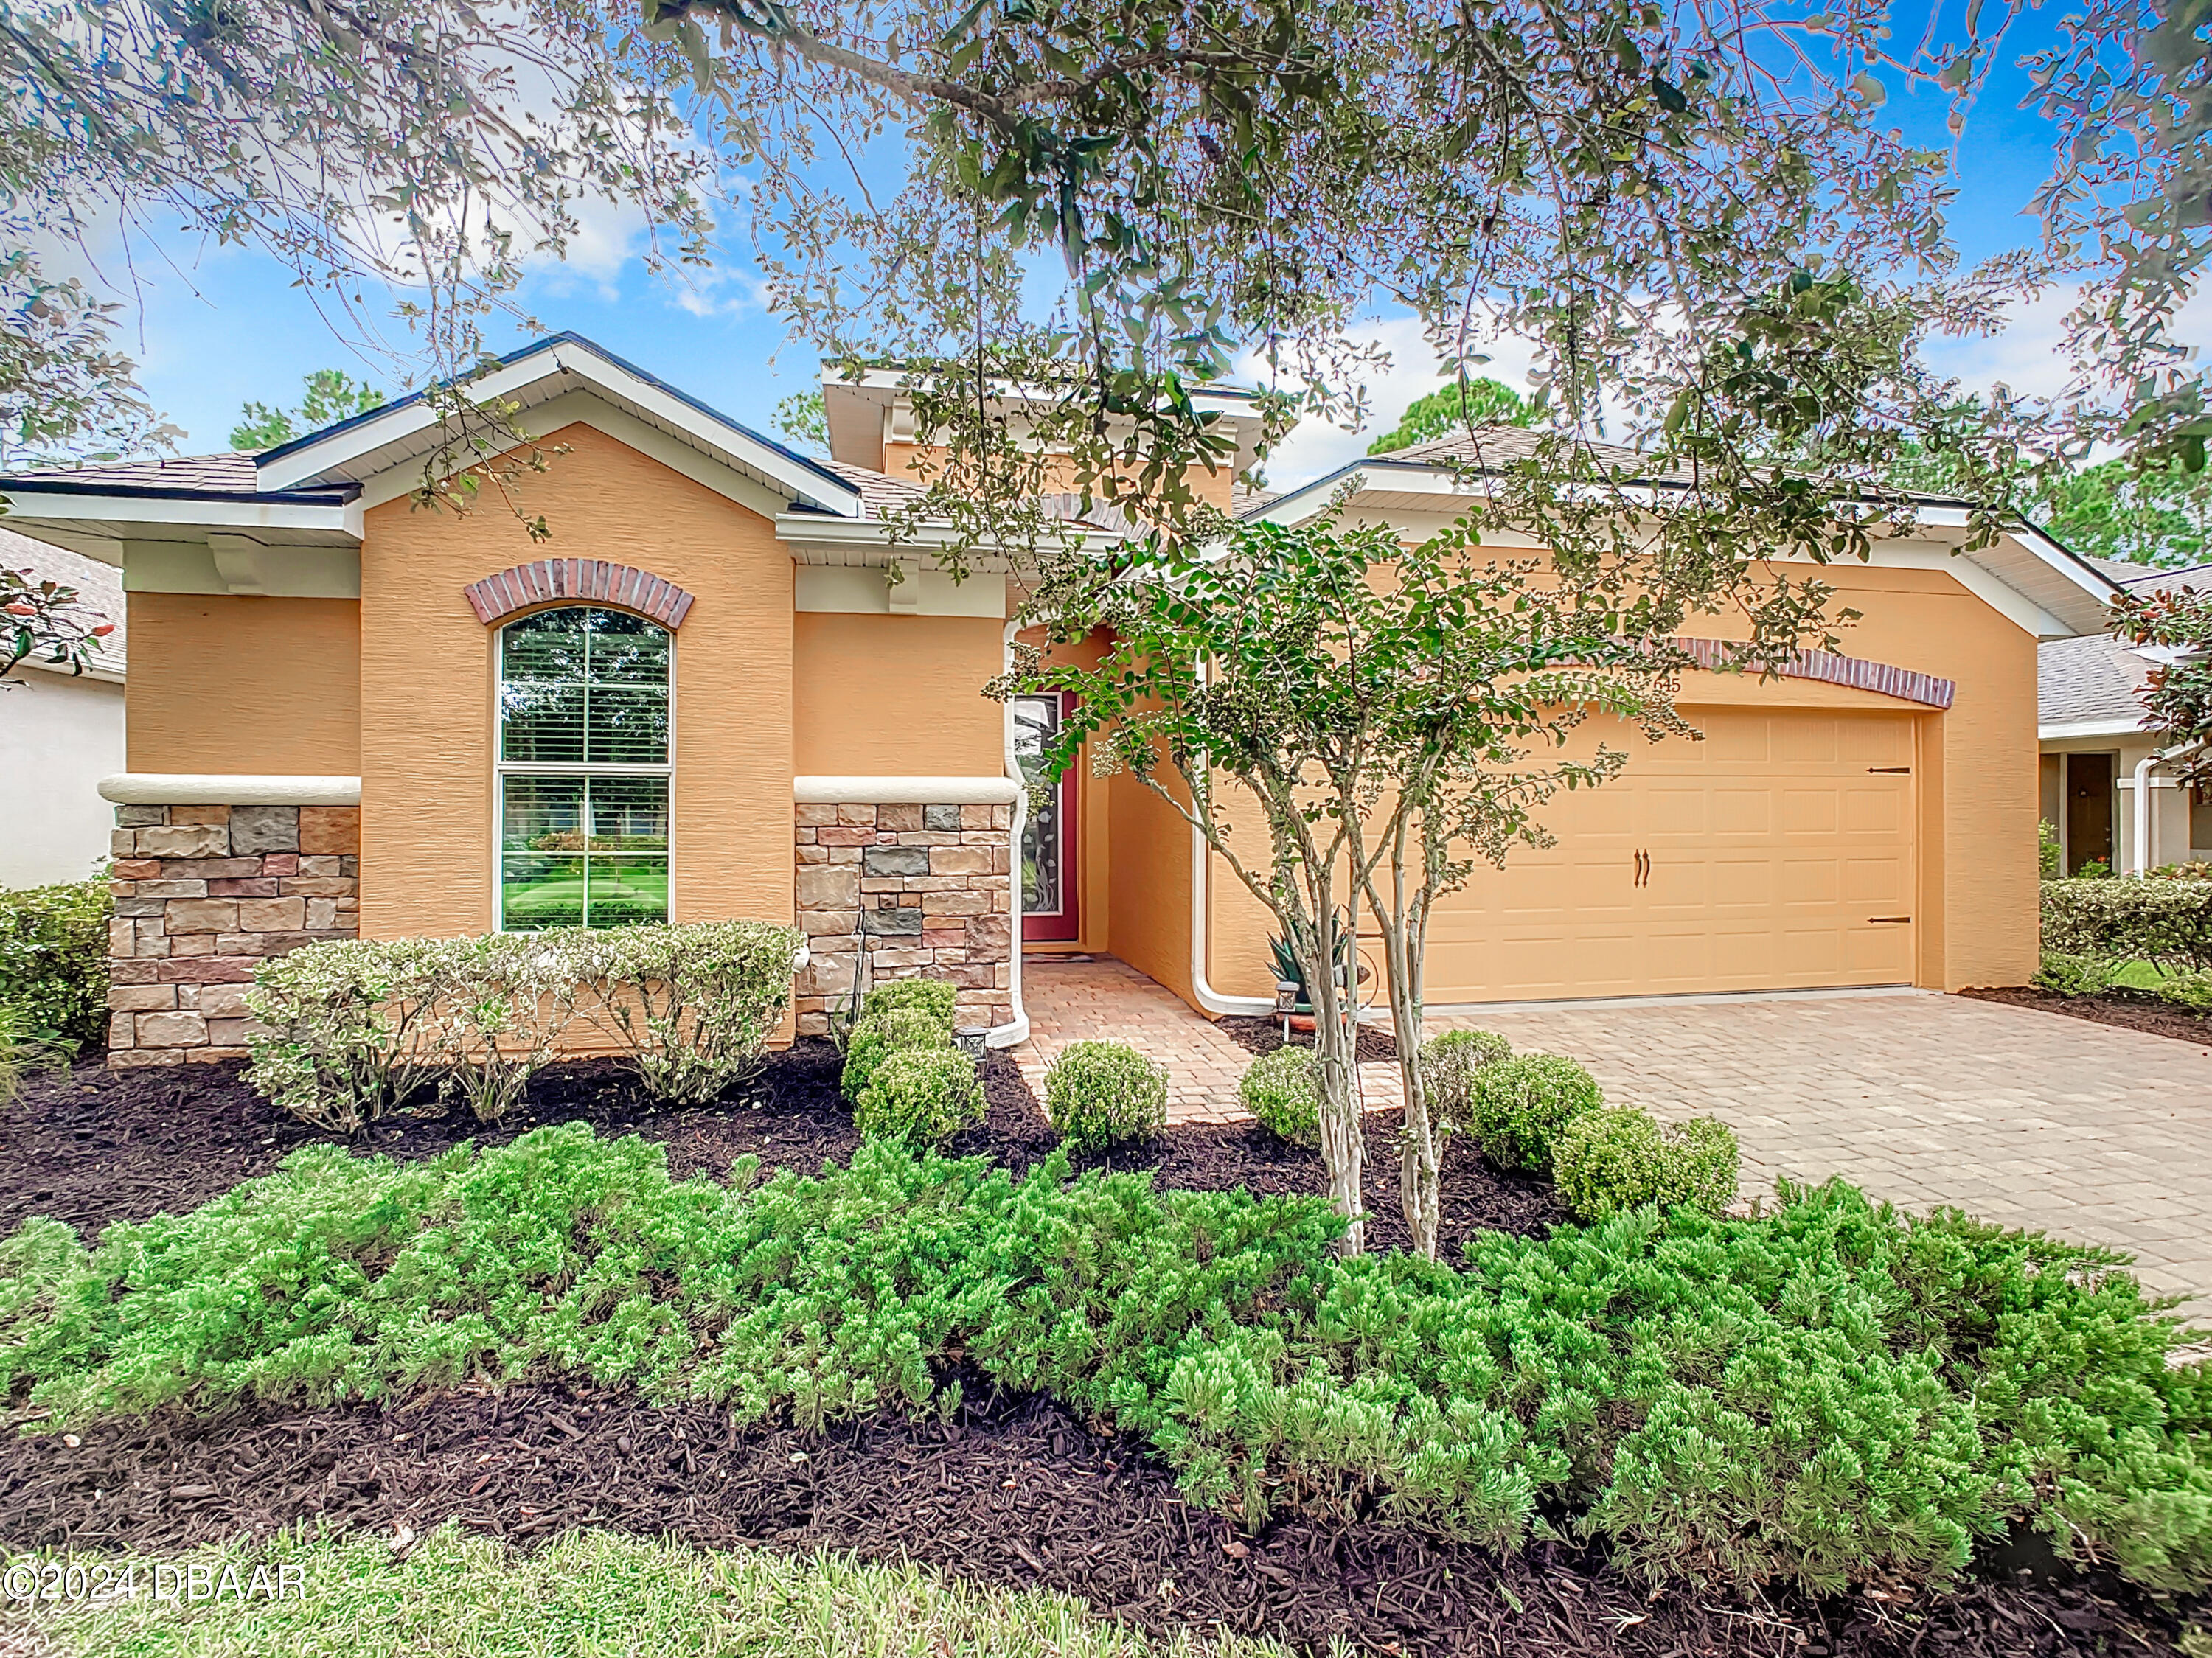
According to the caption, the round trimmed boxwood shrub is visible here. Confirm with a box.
[840,1006,953,1101]
[1045,1039,1168,1154]
[853,1046,984,1145]
[1551,1106,1741,1221]
[1467,1053,1602,1171]
[859,975,959,1029]
[1419,1027,1512,1131]
[1239,1045,1321,1149]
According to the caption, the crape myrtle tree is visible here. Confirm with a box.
[1001,505,1843,1255]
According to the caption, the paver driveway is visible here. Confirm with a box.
[1020,958,2212,1309]
[1434,992,2211,1309]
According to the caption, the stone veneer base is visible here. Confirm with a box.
[105,804,360,1067]
[792,801,1014,1037]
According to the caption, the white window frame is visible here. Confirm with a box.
[491,605,676,930]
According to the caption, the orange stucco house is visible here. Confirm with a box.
[0,335,2120,1068]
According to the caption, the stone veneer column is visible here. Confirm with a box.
[105,805,361,1066]
[793,801,1014,1036]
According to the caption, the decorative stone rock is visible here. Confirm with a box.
[103,803,360,1070]
[228,805,301,854]
[861,845,931,878]
[793,798,1015,1037]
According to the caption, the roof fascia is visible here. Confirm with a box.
[258,336,863,517]
[0,487,362,542]
[2039,717,2151,741]
[353,389,799,525]
[773,511,1119,557]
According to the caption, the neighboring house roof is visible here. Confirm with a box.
[2038,557,2212,739]
[2039,633,2150,732]
[2084,555,2212,594]
[0,522,125,679]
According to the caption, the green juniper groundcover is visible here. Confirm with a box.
[1,1125,2205,1598]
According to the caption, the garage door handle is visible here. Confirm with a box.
[1868,916,1912,924]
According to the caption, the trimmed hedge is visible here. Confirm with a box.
[0,878,108,1055]
[1,1127,2204,1598]
[841,1006,954,1101]
[2041,877,2212,972]
[246,922,804,1132]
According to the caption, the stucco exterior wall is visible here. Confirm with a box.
[125,594,358,774]
[0,668,123,886]
[357,421,796,938]
[1197,558,2041,1003]
[793,612,1004,776]
[885,442,1238,510]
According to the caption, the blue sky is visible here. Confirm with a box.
[102,7,2153,490]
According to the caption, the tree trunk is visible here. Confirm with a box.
[1385,930,1440,1260]
[1306,913,1366,1255]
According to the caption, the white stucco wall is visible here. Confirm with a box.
[0,665,124,886]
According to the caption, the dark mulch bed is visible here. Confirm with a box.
[0,1376,2187,1658]
[0,1042,1568,1255]
[1962,984,2212,1050]
[1219,1014,1400,1062]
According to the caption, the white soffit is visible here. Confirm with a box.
[0,496,362,565]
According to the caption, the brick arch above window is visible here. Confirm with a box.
[464,560,695,629]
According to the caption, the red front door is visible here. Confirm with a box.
[1014,693,1080,942]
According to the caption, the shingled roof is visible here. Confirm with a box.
[0,523,125,675]
[2038,558,2211,731]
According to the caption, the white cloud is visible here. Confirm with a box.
[1239,313,1542,490]
[1920,282,2211,408]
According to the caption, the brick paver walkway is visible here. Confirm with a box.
[1430,993,2211,1308]
[1018,958,1256,1124]
[1019,958,2212,1308]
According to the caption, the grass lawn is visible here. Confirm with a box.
[2108,958,2183,991]
[12,1526,1276,1658]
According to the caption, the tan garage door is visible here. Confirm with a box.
[1422,708,1916,1003]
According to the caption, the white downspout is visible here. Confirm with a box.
[990,619,1032,1048]
[2132,754,2157,877]
[1188,655,1273,1017]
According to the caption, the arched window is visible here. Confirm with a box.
[495,605,670,929]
